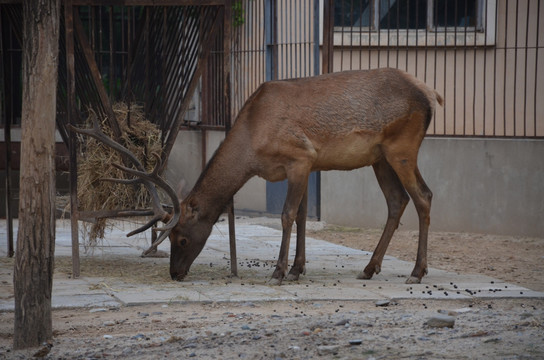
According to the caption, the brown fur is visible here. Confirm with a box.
[168,68,443,285]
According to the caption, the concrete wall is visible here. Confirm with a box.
[321,138,544,238]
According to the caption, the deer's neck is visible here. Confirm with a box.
[187,127,254,224]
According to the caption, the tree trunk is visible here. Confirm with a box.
[13,0,60,349]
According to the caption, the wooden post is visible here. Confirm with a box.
[223,0,237,277]
[65,0,80,278]
[14,0,59,348]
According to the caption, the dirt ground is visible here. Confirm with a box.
[0,225,543,359]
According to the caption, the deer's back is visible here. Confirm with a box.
[236,68,437,175]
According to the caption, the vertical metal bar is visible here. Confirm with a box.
[377,0,381,68]
[534,0,541,136]
[109,6,114,99]
[503,0,509,135]
[121,7,126,83]
[392,0,399,69]
[423,0,428,82]
[406,0,410,71]
[265,0,276,81]
[294,0,299,77]
[223,0,237,278]
[4,109,13,258]
[394,0,398,68]
[462,0,467,135]
[281,0,285,78]
[322,0,334,74]
[312,0,321,219]
[368,0,372,69]
[289,0,294,78]
[493,0,498,136]
[523,0,530,135]
[349,0,353,70]
[453,0,458,135]
[358,0,363,69]
[338,0,344,69]
[99,6,103,73]
[1,11,14,256]
[302,0,306,77]
[262,0,266,85]
[482,0,488,135]
[442,0,448,133]
[144,8,150,118]
[415,0,419,77]
[472,0,477,135]
[513,0,519,135]
[254,1,258,86]
[65,0,80,278]
[289,0,293,78]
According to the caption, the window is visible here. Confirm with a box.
[433,0,479,30]
[377,0,428,29]
[334,0,372,28]
[329,0,495,46]
[334,0,480,30]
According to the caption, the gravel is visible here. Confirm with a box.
[1,298,542,359]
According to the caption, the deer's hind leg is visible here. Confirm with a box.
[384,153,432,284]
[286,187,308,281]
[358,158,410,280]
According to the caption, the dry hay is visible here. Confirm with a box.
[77,103,163,246]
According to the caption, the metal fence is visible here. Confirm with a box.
[230,0,543,138]
[1,1,543,138]
[227,0,320,119]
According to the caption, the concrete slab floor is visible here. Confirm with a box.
[0,218,543,312]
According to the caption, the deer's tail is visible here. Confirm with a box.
[435,90,444,107]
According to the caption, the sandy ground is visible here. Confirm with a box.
[0,225,543,359]
[310,226,544,292]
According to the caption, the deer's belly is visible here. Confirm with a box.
[314,132,382,171]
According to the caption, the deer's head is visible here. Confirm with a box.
[167,199,213,281]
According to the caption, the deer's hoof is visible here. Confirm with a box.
[357,264,380,280]
[356,271,372,280]
[405,276,421,284]
[268,277,283,286]
[170,272,187,282]
[286,266,305,281]
[286,273,299,281]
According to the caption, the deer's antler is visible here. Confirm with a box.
[69,117,181,253]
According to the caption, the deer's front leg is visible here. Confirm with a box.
[270,169,309,285]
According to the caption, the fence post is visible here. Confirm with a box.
[223,0,237,278]
[265,0,277,81]
[322,0,334,74]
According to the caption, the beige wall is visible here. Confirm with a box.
[330,0,544,137]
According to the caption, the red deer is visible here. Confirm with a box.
[72,68,443,285]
